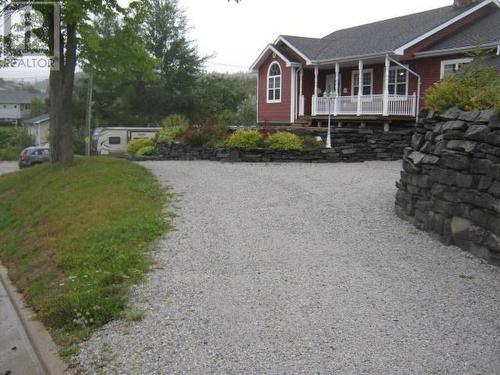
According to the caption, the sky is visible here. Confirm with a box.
[0,0,453,80]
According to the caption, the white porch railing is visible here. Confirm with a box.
[312,94,416,117]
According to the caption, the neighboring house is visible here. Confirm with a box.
[23,113,50,146]
[250,0,500,127]
[0,91,44,123]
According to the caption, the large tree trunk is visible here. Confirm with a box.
[49,24,77,164]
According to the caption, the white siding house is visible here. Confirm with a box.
[0,91,44,122]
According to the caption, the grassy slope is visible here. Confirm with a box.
[0,157,169,358]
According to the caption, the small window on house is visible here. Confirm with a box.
[267,62,281,103]
[109,137,121,144]
[440,58,473,79]
[389,67,408,95]
[352,70,373,96]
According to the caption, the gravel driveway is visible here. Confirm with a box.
[76,160,500,374]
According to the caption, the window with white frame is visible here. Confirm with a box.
[440,58,473,79]
[352,69,373,96]
[267,62,281,103]
[388,67,408,95]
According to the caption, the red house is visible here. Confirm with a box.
[250,0,500,128]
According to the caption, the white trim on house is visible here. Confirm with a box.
[440,57,473,78]
[315,52,393,65]
[275,36,313,65]
[351,68,374,96]
[414,42,500,57]
[267,61,282,104]
[249,44,301,71]
[290,67,296,123]
[394,0,500,55]
[256,72,259,123]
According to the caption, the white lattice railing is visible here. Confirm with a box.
[312,94,416,117]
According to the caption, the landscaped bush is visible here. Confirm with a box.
[226,129,263,149]
[136,145,155,156]
[160,113,190,129]
[302,136,324,150]
[157,114,190,143]
[0,127,33,160]
[265,132,303,151]
[127,138,154,155]
[425,60,500,113]
[181,120,229,147]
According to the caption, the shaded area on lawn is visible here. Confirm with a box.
[0,157,169,359]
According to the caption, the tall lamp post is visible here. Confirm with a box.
[326,91,333,149]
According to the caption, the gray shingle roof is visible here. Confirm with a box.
[0,90,44,104]
[274,45,301,64]
[426,8,500,51]
[24,113,49,124]
[280,2,496,62]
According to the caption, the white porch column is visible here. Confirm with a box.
[313,65,319,115]
[290,67,296,123]
[299,68,304,116]
[357,60,363,116]
[383,54,390,116]
[334,63,339,116]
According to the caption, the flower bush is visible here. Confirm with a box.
[127,138,154,154]
[425,60,500,113]
[265,132,303,151]
[226,129,263,149]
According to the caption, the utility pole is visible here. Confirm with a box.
[85,71,93,156]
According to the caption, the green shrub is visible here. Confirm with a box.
[302,136,324,150]
[425,60,500,113]
[158,114,190,143]
[160,114,189,129]
[136,146,155,156]
[157,126,185,142]
[0,127,33,160]
[127,138,154,155]
[226,129,263,149]
[265,132,303,151]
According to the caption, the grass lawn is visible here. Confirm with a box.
[0,157,170,359]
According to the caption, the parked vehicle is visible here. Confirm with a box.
[19,146,50,168]
[92,127,160,155]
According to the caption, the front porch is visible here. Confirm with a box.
[294,55,421,123]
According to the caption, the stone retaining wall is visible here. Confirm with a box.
[395,108,500,265]
[154,128,414,163]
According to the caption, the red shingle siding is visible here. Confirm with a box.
[407,53,469,105]
[258,54,291,124]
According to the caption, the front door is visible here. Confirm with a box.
[325,74,341,96]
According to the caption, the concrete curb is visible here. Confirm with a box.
[0,262,67,375]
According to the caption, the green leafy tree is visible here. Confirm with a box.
[80,3,158,126]
[30,97,48,117]
[0,0,125,163]
[140,0,204,121]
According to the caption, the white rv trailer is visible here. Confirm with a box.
[92,127,161,155]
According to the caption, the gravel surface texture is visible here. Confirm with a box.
[75,160,500,374]
[0,161,18,176]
